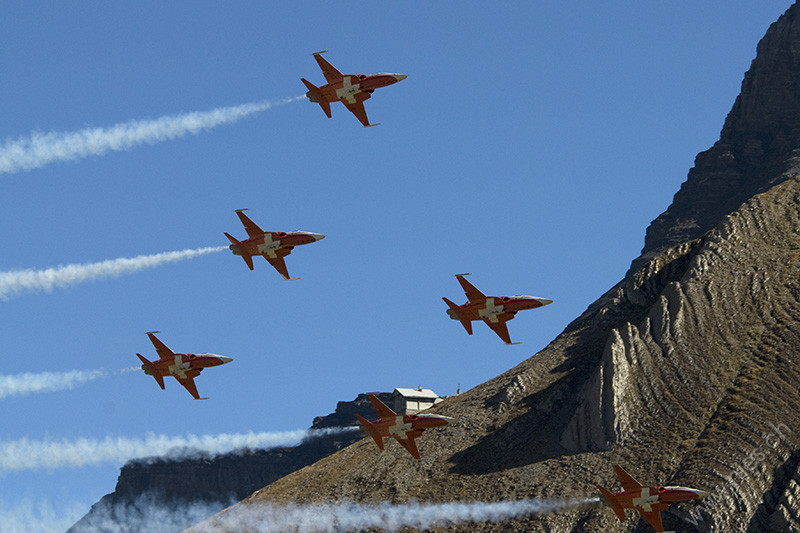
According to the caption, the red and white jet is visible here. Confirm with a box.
[136,331,232,400]
[442,273,552,345]
[354,393,452,460]
[301,51,407,127]
[597,465,707,532]
[224,209,324,280]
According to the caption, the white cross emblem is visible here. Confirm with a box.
[257,234,280,258]
[388,416,412,439]
[479,298,504,323]
[336,77,360,104]
[632,488,655,512]
[168,355,188,379]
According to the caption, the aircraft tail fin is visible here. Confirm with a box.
[597,484,626,523]
[136,353,165,390]
[354,413,384,450]
[224,233,254,270]
[301,78,332,118]
[442,297,473,335]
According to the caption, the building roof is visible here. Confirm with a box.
[392,387,440,400]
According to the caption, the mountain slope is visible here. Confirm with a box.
[188,4,800,532]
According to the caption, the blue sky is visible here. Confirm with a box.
[0,2,792,531]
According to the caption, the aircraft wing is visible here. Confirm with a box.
[236,210,266,239]
[367,393,397,419]
[636,505,668,532]
[456,275,486,303]
[146,332,175,360]
[263,248,292,280]
[392,434,421,460]
[613,465,643,492]
[343,100,371,128]
[176,375,206,400]
[313,52,344,84]
[483,313,515,344]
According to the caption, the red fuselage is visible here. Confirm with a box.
[228,231,323,259]
[367,412,452,440]
[446,294,552,323]
[142,352,231,381]
[611,485,706,511]
[307,73,406,106]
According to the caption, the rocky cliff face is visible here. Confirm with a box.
[637,4,800,272]
[188,4,800,532]
[67,393,391,533]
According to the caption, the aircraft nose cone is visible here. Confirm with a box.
[539,298,553,306]
[694,489,708,499]
[395,74,407,82]
[313,233,326,241]
[219,357,233,364]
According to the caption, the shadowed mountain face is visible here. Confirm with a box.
[637,4,800,273]
[188,4,800,532]
[67,393,391,533]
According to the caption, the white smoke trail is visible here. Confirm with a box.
[0,96,303,175]
[192,498,603,533]
[68,495,233,533]
[0,367,138,399]
[0,498,90,533]
[0,245,227,300]
[0,427,358,474]
[2,496,601,533]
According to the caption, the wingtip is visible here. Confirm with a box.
[145,330,161,335]
[234,208,249,213]
[453,272,472,278]
[312,50,328,56]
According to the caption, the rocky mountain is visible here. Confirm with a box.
[187,4,800,532]
[67,393,392,533]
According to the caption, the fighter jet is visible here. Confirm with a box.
[301,51,407,127]
[442,273,552,345]
[354,393,452,459]
[224,209,324,280]
[136,331,232,400]
[597,465,707,532]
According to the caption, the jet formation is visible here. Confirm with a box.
[224,208,325,280]
[597,465,707,532]
[301,51,407,127]
[123,54,710,530]
[443,273,552,345]
[136,331,232,400]
[354,393,453,459]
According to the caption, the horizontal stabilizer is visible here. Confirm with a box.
[137,353,165,390]
[224,232,254,270]
[354,413,384,450]
[597,484,626,523]
[442,297,473,335]
[301,78,332,118]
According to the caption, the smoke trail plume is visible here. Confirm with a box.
[192,497,603,532]
[0,245,227,300]
[65,494,233,533]
[0,427,358,474]
[0,96,303,175]
[0,367,138,399]
[0,498,89,533]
